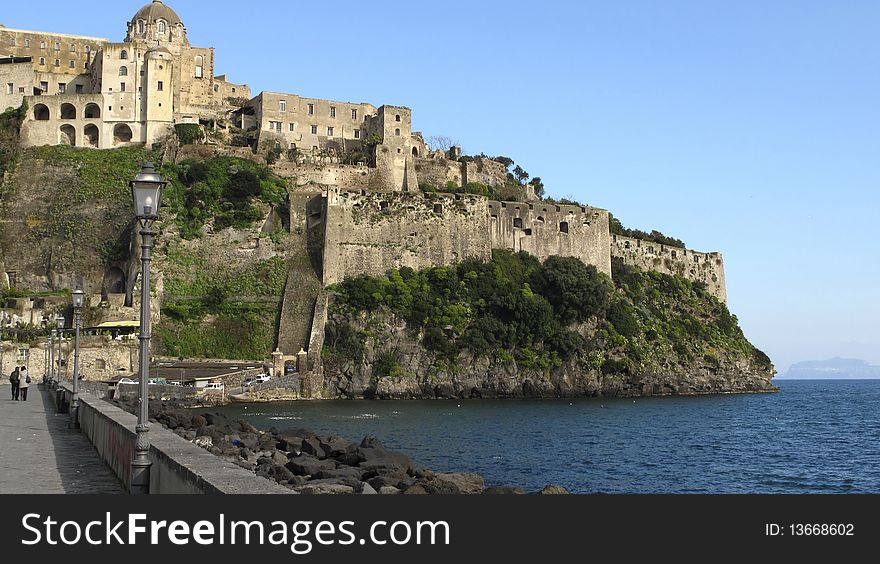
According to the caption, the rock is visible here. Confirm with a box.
[192,436,213,450]
[312,467,364,481]
[306,477,362,490]
[239,432,260,451]
[233,459,256,471]
[183,430,196,441]
[359,458,409,480]
[402,484,430,495]
[298,483,355,495]
[273,465,294,483]
[434,473,484,494]
[202,412,228,427]
[271,450,290,466]
[191,415,207,429]
[319,436,352,458]
[378,486,401,495]
[258,433,276,450]
[209,446,222,456]
[238,420,260,434]
[276,436,303,452]
[166,415,179,429]
[360,436,384,450]
[484,486,526,495]
[196,424,213,438]
[538,484,570,495]
[360,482,378,495]
[286,454,336,476]
[287,476,309,487]
[239,447,254,460]
[367,476,402,490]
[301,437,327,458]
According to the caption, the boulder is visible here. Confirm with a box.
[183,430,197,441]
[238,420,260,435]
[402,484,430,495]
[538,484,570,495]
[312,467,364,481]
[319,436,352,458]
[298,483,355,495]
[301,437,327,458]
[273,465,294,483]
[286,455,336,476]
[360,482,378,495]
[378,486,401,495]
[276,436,303,452]
[192,436,213,450]
[239,432,260,451]
[484,486,526,495]
[258,433,276,451]
[434,473,484,495]
[359,458,409,480]
[234,459,256,471]
[271,450,290,466]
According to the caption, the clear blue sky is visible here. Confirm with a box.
[5,1,879,372]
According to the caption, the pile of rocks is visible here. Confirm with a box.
[149,406,547,494]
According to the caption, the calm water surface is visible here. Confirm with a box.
[214,380,880,493]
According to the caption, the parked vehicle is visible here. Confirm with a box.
[117,377,136,384]
[243,375,271,387]
[204,382,225,391]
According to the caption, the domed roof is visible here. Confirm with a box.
[132,1,182,26]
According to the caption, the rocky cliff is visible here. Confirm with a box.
[322,252,775,399]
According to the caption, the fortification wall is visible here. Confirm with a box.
[322,189,492,285]
[414,157,509,190]
[489,201,612,277]
[611,235,727,302]
[274,162,384,191]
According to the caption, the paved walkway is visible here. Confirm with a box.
[0,384,123,493]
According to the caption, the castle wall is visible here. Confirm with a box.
[611,234,727,302]
[488,201,612,277]
[0,27,106,84]
[0,60,32,110]
[20,93,106,147]
[415,156,510,190]
[322,190,492,285]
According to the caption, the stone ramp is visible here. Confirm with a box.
[0,386,123,494]
[276,251,322,356]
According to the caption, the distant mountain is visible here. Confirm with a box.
[783,358,880,379]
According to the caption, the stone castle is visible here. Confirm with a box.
[1,2,726,378]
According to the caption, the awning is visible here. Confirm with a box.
[95,320,140,328]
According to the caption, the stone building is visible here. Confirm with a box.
[1,1,248,148]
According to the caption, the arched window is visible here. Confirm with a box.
[157,20,166,34]
[137,20,145,34]
[394,128,400,136]
[119,66,128,76]
[395,114,401,122]
[120,50,128,60]
[33,104,50,121]
[194,55,203,78]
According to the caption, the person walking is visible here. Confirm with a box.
[18,366,29,401]
[9,366,20,401]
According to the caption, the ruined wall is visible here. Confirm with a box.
[415,157,511,191]
[273,162,384,192]
[322,189,492,285]
[488,201,612,277]
[611,235,727,302]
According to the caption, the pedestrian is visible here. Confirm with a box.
[9,366,20,401]
[19,366,30,401]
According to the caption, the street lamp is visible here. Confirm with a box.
[55,315,64,382]
[48,329,55,386]
[70,289,85,429]
[130,161,165,495]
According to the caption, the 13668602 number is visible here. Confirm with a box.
[790,524,854,536]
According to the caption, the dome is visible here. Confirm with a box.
[131,1,183,27]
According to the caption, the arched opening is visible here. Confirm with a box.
[60,103,76,120]
[84,103,101,118]
[33,104,49,120]
[102,267,126,300]
[513,217,523,229]
[95,359,106,370]
[120,49,128,60]
[84,124,99,147]
[113,123,133,144]
[137,20,145,34]
[536,216,545,223]
[119,66,128,76]
[395,114,401,122]
[194,55,203,78]
[284,360,297,375]
[412,147,419,157]
[59,124,76,146]
[394,128,400,136]
[157,20,166,34]
[559,221,569,234]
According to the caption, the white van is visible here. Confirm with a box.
[204,382,225,391]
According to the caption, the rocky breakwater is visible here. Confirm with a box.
[140,403,567,494]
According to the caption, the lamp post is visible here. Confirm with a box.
[55,315,64,382]
[130,162,165,495]
[48,329,55,386]
[70,289,85,429]
[43,339,49,386]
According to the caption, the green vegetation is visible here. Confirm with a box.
[174,123,204,145]
[609,212,686,249]
[156,252,288,359]
[161,156,288,239]
[326,251,771,376]
[0,101,27,178]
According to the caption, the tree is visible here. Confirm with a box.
[426,135,458,152]
[513,165,529,185]
[529,176,545,198]
[494,156,514,170]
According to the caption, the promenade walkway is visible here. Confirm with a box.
[0,384,123,493]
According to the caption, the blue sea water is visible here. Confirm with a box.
[215,380,880,493]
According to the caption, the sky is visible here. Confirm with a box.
[4,0,878,373]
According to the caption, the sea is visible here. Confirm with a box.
[214,380,880,493]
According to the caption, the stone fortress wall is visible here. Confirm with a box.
[611,234,727,302]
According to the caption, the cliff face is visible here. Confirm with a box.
[321,253,775,399]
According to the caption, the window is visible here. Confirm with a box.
[394,128,400,136]
[329,106,336,118]
[395,114,401,122]
[279,100,286,112]
[513,218,523,229]
[58,83,66,93]
[40,81,48,92]
[119,66,128,76]
[54,42,60,50]
[307,103,314,115]
[327,127,334,136]
[559,221,569,233]
[310,124,317,134]
[84,61,88,69]
[157,81,164,91]
[137,20,145,34]
[5,83,12,95]
[289,123,295,132]
[39,57,45,65]
[353,129,360,139]
[351,109,357,120]
[24,39,30,47]
[69,44,76,52]
[69,60,75,68]
[120,50,128,60]
[194,55,203,78]
[75,84,83,94]
[268,121,281,132]
[40,41,46,49]
[18,87,25,93]
[85,45,90,53]
[120,82,126,92]
[54,59,60,67]
[158,21,166,34]
[8,38,14,46]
